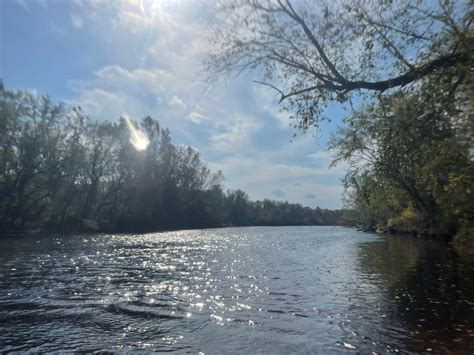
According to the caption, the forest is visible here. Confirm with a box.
[0,82,341,234]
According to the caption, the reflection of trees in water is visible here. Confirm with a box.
[358,236,474,352]
[357,237,419,285]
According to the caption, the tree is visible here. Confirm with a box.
[0,83,343,233]
[0,87,70,230]
[329,72,473,237]
[206,0,472,130]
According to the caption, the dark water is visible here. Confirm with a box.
[0,226,473,353]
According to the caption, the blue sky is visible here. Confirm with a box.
[1,0,348,209]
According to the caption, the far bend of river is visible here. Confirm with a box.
[0,226,473,353]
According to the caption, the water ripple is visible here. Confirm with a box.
[0,226,472,353]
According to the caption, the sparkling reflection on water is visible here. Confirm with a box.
[0,226,472,353]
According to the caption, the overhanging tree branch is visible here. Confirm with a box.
[256,52,468,102]
[208,0,472,128]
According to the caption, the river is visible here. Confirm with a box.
[0,226,472,353]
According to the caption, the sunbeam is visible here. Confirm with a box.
[123,114,150,151]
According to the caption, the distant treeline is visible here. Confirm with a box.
[0,83,341,233]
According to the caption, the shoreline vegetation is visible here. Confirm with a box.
[205,1,473,243]
[0,83,342,236]
[330,77,474,242]
[1,79,472,241]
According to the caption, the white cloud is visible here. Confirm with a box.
[61,0,346,209]
[65,1,211,123]
[252,84,294,129]
[93,65,171,93]
[187,111,209,124]
[169,96,186,109]
[68,65,178,124]
[210,119,261,153]
[306,150,349,175]
[307,151,331,162]
[68,88,129,122]
[209,156,344,208]
[216,157,342,184]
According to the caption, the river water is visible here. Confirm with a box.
[0,226,472,353]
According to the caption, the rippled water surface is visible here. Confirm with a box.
[1,226,473,353]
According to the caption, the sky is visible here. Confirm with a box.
[0,0,349,209]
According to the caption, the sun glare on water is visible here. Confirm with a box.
[123,114,150,151]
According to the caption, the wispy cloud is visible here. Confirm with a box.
[210,119,261,153]
[187,111,208,124]
[209,156,344,208]
[59,0,346,208]
[68,65,173,122]
[169,96,186,109]
[70,14,83,29]
[16,0,29,11]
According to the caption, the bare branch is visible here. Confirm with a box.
[253,80,285,99]
[277,0,347,83]
[253,80,336,103]
[207,0,471,127]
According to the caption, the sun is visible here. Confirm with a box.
[123,114,150,151]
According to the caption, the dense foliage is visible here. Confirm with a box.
[331,70,473,239]
[0,83,341,233]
